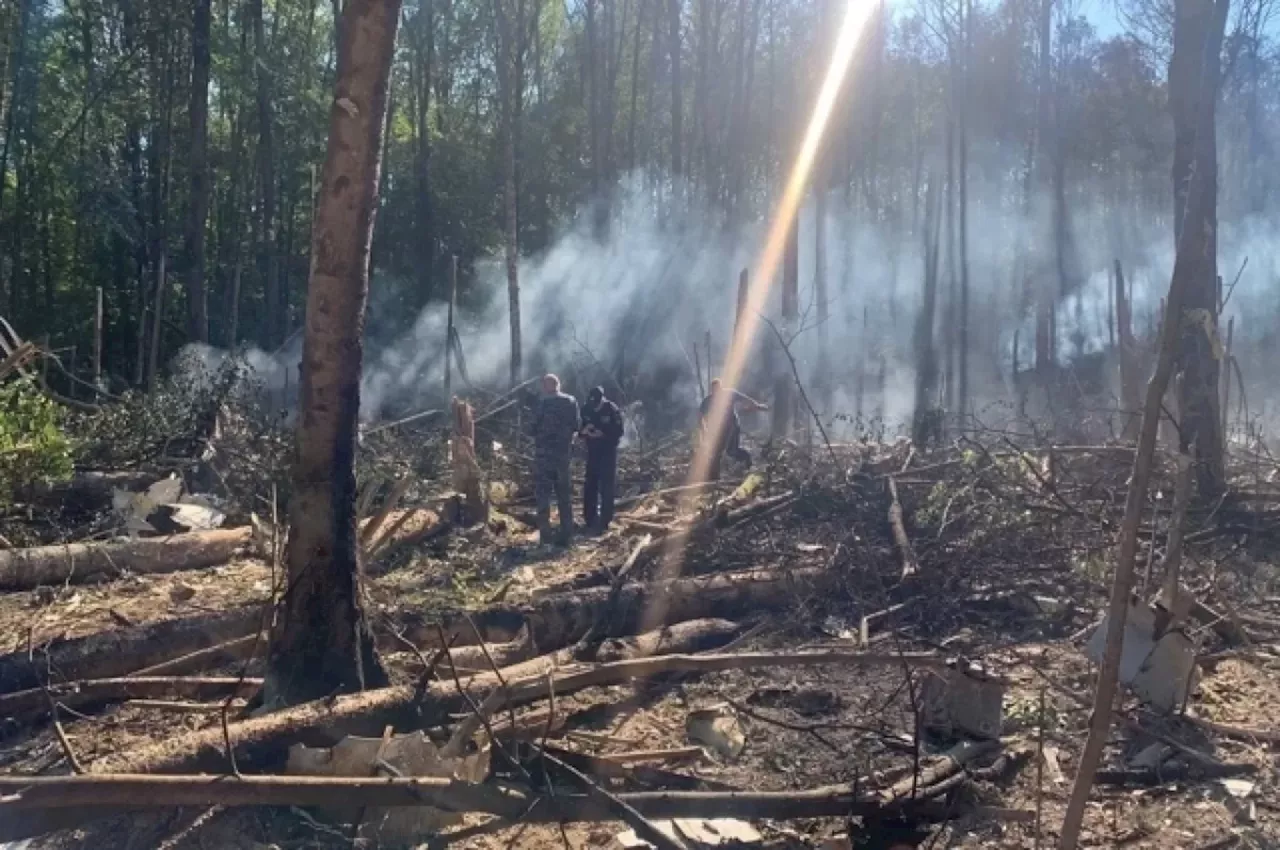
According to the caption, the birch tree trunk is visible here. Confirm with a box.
[264,0,402,709]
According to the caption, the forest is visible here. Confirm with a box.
[1,0,1276,426]
[2,0,1280,848]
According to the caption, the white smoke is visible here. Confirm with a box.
[173,168,1280,437]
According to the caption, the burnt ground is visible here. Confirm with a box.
[1,420,1279,850]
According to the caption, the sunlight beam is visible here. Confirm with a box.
[641,0,880,632]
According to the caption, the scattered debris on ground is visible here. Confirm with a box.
[2,386,1279,850]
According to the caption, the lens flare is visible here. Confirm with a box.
[640,0,879,631]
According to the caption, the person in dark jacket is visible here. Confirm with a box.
[534,373,580,545]
[699,378,768,480]
[579,386,624,532]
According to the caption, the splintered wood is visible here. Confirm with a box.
[450,397,488,525]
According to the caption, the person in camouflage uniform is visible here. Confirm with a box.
[533,373,580,546]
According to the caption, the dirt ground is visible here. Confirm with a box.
[2,432,1279,850]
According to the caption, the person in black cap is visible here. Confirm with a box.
[579,386,624,532]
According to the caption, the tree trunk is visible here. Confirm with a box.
[0,528,251,591]
[412,0,434,306]
[1056,8,1229,848]
[814,182,829,408]
[770,214,798,439]
[1033,0,1053,374]
[912,178,941,445]
[264,0,402,709]
[667,0,682,178]
[494,0,522,386]
[627,0,644,173]
[585,0,602,201]
[957,0,971,421]
[251,0,281,350]
[451,398,489,524]
[1169,0,1228,497]
[0,0,32,314]
[445,254,456,393]
[146,37,177,389]
[1115,260,1140,439]
[183,0,212,343]
[0,608,262,696]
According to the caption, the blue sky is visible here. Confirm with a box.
[1083,0,1127,39]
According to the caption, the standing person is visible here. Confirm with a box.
[699,378,769,480]
[533,373,580,546]
[579,386,624,533]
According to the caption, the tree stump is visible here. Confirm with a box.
[451,398,489,525]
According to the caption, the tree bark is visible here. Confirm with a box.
[183,0,212,343]
[0,527,251,591]
[1057,7,1229,847]
[957,0,971,420]
[667,0,683,178]
[263,0,402,709]
[1033,0,1053,374]
[0,608,263,696]
[1169,0,1228,497]
[251,0,281,349]
[771,212,798,439]
[495,0,522,386]
[1115,259,1140,439]
[411,0,434,306]
[0,676,259,725]
[912,178,941,445]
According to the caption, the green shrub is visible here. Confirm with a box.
[0,377,74,503]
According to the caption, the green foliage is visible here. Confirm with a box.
[1003,693,1063,734]
[0,378,74,502]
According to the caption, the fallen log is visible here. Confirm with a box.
[0,567,819,700]
[477,618,742,684]
[879,739,1001,802]
[613,481,719,511]
[403,566,827,650]
[0,607,263,695]
[887,478,918,581]
[0,619,750,840]
[0,527,253,591]
[0,774,1035,832]
[1094,761,1256,787]
[0,676,261,724]
[87,645,954,783]
[129,633,264,677]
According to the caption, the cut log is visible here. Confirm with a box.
[489,618,741,683]
[0,527,253,591]
[0,676,261,724]
[0,566,817,702]
[0,648,963,840]
[404,567,828,650]
[0,607,263,695]
[0,774,1034,837]
[364,507,448,561]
